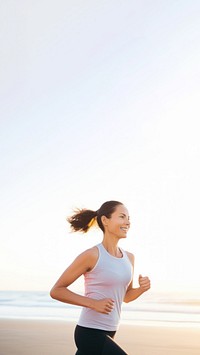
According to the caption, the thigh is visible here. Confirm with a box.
[102,335,128,355]
[74,325,128,355]
[74,325,107,355]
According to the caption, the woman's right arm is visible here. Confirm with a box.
[50,247,114,314]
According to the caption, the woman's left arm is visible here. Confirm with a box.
[124,252,151,303]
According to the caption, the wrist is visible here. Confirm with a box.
[87,297,96,310]
[138,286,145,294]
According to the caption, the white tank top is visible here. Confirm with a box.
[78,243,133,331]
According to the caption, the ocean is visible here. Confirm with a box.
[0,290,199,328]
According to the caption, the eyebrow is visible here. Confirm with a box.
[119,213,130,219]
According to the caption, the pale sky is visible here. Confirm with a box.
[0,0,200,296]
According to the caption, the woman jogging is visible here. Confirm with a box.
[50,200,151,354]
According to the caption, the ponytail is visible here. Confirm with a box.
[67,200,123,233]
[67,209,97,233]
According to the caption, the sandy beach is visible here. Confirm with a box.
[0,319,199,355]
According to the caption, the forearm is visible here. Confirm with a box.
[50,286,94,309]
[50,286,114,314]
[124,287,145,303]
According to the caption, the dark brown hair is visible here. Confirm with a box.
[67,200,123,233]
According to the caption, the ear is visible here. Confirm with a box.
[101,215,108,227]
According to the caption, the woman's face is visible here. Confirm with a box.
[102,204,130,238]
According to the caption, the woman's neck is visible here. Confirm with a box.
[102,237,123,258]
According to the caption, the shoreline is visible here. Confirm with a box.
[0,319,200,355]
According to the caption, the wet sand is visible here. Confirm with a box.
[0,319,199,355]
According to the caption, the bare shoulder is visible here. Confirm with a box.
[80,245,99,259]
[125,251,135,265]
[76,246,99,272]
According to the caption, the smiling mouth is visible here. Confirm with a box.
[120,227,129,231]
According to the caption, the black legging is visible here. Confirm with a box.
[74,325,128,355]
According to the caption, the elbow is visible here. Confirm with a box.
[123,295,130,303]
[123,298,129,304]
[50,285,67,302]
[50,287,57,300]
